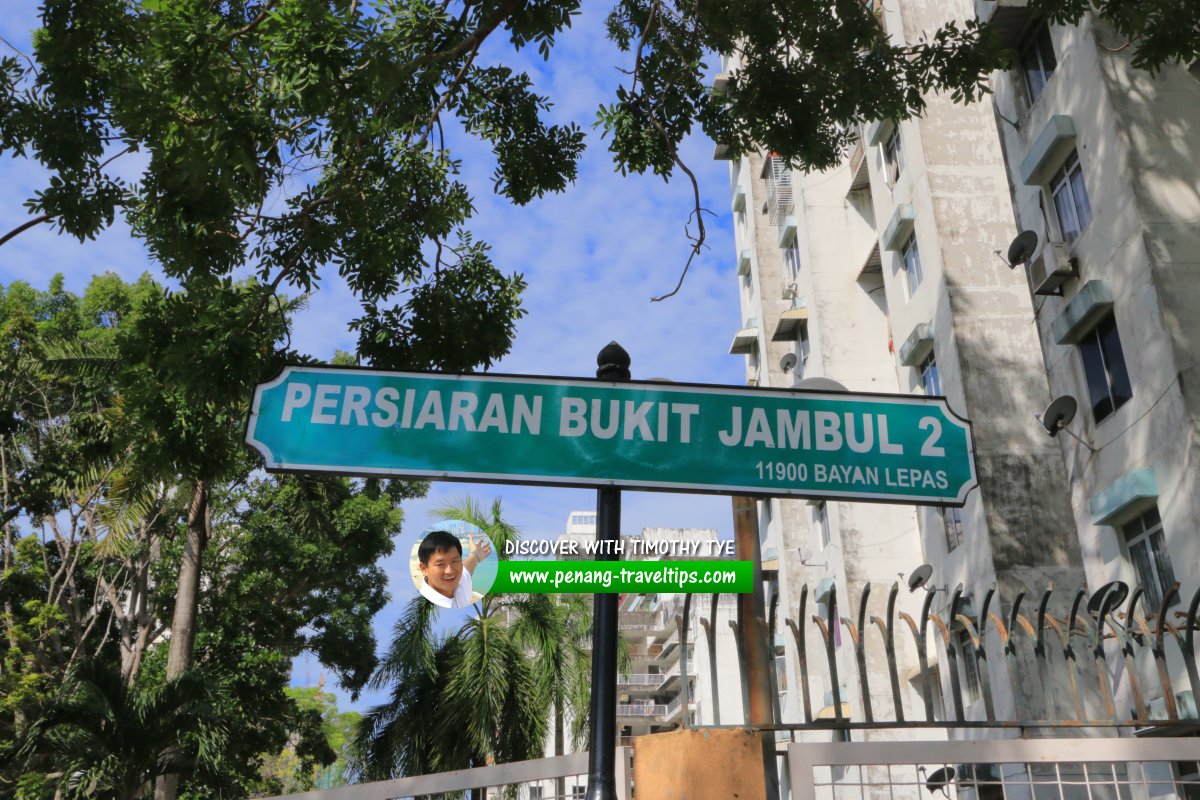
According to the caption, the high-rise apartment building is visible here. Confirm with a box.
[978,5,1200,719]
[714,0,1200,733]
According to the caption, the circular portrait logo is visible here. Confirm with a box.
[409,520,497,609]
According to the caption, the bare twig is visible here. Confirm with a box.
[629,1,661,96]
[0,34,37,71]
[620,6,710,302]
[646,117,710,302]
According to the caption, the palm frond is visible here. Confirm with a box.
[38,338,120,377]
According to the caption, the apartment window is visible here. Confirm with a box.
[783,238,801,279]
[920,354,941,397]
[797,325,811,372]
[815,502,831,550]
[529,788,544,800]
[1019,22,1057,105]
[944,506,965,551]
[955,627,982,702]
[883,127,904,186]
[774,647,789,694]
[1078,312,1131,423]
[1122,507,1176,612]
[1050,152,1092,244]
[900,234,923,296]
[927,665,945,721]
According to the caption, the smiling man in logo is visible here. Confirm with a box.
[416,530,493,609]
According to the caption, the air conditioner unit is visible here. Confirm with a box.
[782,283,798,300]
[1029,242,1076,296]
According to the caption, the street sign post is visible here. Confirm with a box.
[245,365,976,505]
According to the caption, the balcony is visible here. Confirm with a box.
[847,135,870,192]
[620,609,670,633]
[617,673,663,689]
[616,702,667,719]
[762,155,794,227]
[627,643,694,664]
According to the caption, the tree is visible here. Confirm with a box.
[358,497,603,799]
[11,658,231,800]
[2,2,1194,302]
[0,275,424,798]
[433,497,593,798]
[258,686,363,794]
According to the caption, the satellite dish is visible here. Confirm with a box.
[1041,395,1078,437]
[1006,230,1040,267]
[780,353,798,373]
[1087,580,1129,615]
[908,564,934,592]
[795,376,848,392]
[925,767,956,797]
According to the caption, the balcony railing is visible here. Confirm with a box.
[620,610,667,631]
[763,155,794,226]
[847,133,870,191]
[616,702,667,718]
[627,642,694,662]
[617,673,662,687]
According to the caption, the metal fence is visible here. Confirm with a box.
[787,737,1200,800]
[682,579,1200,733]
[263,749,632,800]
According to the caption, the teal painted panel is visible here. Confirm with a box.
[1019,115,1076,185]
[882,204,915,251]
[1089,468,1158,524]
[1051,280,1114,344]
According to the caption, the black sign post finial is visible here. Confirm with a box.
[596,341,631,381]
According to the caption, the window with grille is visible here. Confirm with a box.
[900,234,923,296]
[1078,312,1131,423]
[944,506,965,551]
[883,127,904,186]
[1050,151,1092,244]
[1121,506,1176,612]
[783,238,801,279]
[762,154,794,225]
[1020,22,1057,105]
[956,626,982,702]
[920,354,940,397]
[815,502,831,550]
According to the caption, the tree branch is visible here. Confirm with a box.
[647,117,710,303]
[0,214,51,248]
[414,41,482,148]
[232,0,282,40]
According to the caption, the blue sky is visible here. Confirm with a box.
[0,2,742,713]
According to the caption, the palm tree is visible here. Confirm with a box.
[434,496,597,758]
[506,593,594,799]
[356,496,596,800]
[14,658,229,800]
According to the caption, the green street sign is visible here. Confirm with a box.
[245,366,977,505]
